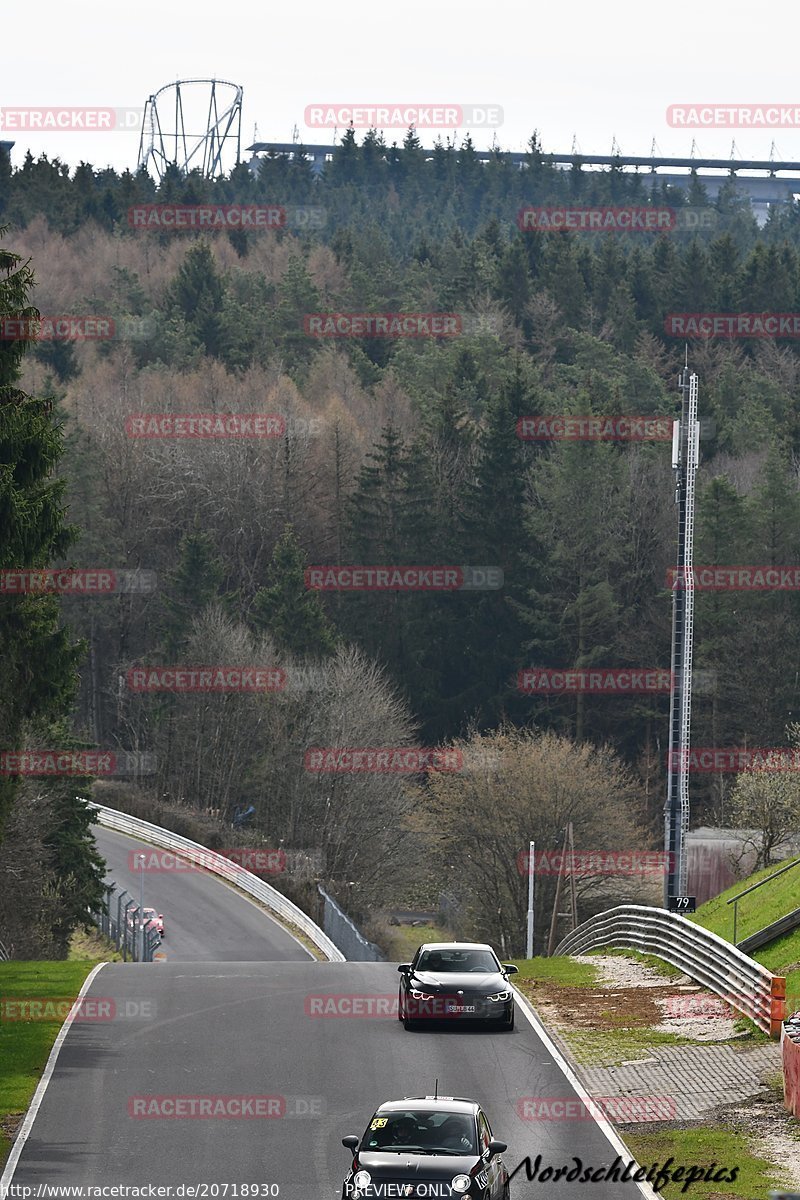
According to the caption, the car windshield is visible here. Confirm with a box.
[416,949,498,973]
[361,1110,477,1155]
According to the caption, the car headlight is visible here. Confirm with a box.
[488,990,511,1002]
[451,1175,471,1194]
[353,1170,371,1190]
[410,990,434,1000]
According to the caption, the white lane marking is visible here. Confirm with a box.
[512,984,660,1199]
[95,827,315,961]
[0,962,107,1189]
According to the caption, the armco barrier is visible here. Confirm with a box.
[86,802,345,961]
[318,886,383,962]
[783,1013,800,1118]
[555,904,786,1036]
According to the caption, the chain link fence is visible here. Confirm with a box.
[92,879,161,962]
[318,886,383,961]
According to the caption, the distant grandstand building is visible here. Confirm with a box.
[247,140,800,220]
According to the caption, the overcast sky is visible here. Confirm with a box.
[3,0,799,174]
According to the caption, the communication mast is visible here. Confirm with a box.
[138,79,243,182]
[664,361,700,904]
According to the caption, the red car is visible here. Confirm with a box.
[141,907,165,939]
[130,907,165,936]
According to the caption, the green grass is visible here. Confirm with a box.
[691,854,800,1012]
[507,955,600,987]
[381,922,450,960]
[0,961,98,1166]
[624,1128,786,1199]
[691,855,800,945]
[68,927,121,962]
[565,1027,696,1065]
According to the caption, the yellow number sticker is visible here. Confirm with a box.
[370,1117,388,1130]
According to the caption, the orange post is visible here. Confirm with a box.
[770,976,787,1038]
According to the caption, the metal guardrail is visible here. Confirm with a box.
[318,886,383,962]
[87,802,345,962]
[555,904,786,1036]
[727,855,800,946]
[739,906,800,954]
[91,879,161,961]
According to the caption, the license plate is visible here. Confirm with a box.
[447,1004,476,1012]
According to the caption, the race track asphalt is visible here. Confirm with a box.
[92,827,311,963]
[11,960,652,1198]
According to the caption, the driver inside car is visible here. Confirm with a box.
[436,1115,473,1150]
[388,1116,418,1146]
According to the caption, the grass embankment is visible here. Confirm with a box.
[690,856,800,1009]
[0,961,98,1164]
[370,920,450,961]
[624,1128,781,1199]
[0,942,107,1167]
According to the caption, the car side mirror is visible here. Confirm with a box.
[502,964,519,975]
[487,1139,507,1157]
[342,1135,360,1150]
[397,963,412,973]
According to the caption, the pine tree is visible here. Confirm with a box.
[0,230,82,841]
[166,241,227,358]
[162,531,226,656]
[251,526,337,658]
[42,762,106,953]
[456,361,540,731]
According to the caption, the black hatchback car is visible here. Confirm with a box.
[341,1095,510,1199]
[397,943,518,1030]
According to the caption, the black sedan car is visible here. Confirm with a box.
[341,1095,510,1199]
[397,942,517,1030]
